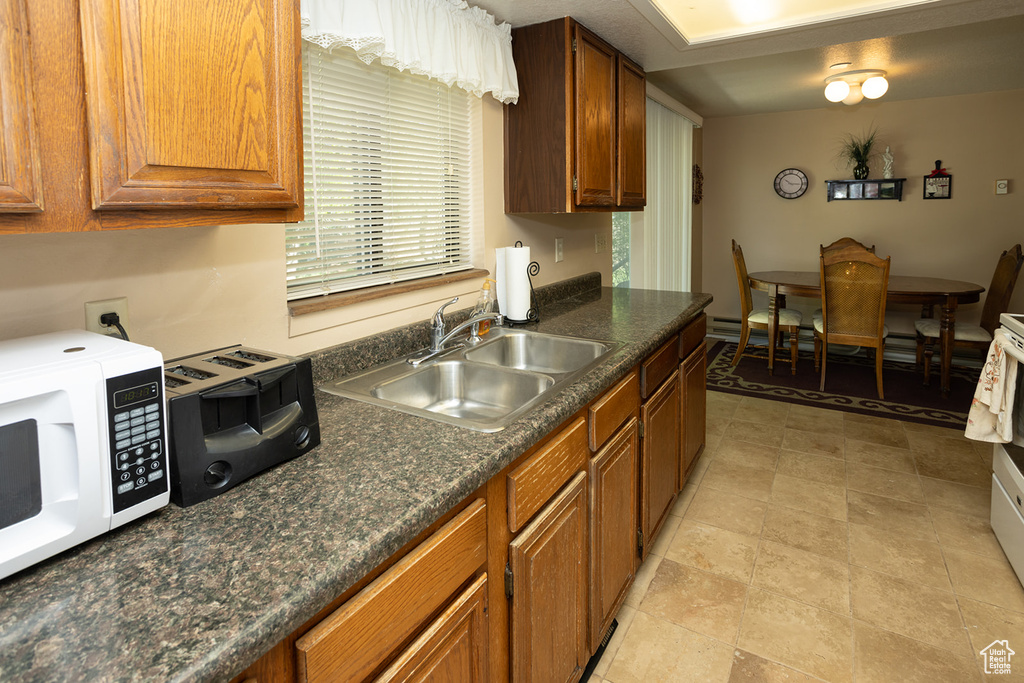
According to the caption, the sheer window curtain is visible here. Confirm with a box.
[629,98,694,291]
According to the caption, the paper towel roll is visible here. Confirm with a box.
[505,245,531,322]
[495,247,507,316]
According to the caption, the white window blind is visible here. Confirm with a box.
[632,98,693,292]
[287,43,474,300]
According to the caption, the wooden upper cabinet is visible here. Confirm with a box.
[0,0,44,213]
[616,57,646,208]
[505,17,646,213]
[573,26,616,209]
[78,0,301,211]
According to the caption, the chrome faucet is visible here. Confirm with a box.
[409,297,504,365]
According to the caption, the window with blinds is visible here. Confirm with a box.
[287,43,475,301]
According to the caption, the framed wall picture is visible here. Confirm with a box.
[924,160,952,199]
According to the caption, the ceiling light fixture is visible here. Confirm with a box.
[824,69,888,105]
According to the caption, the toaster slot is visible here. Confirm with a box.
[204,356,253,369]
[165,376,191,389]
[166,365,218,381]
[225,350,275,363]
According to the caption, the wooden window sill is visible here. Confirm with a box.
[289,269,489,317]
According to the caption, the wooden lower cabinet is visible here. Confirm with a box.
[375,575,489,682]
[588,418,638,651]
[680,342,707,486]
[231,315,710,683]
[509,472,588,683]
[294,500,487,682]
[639,370,680,560]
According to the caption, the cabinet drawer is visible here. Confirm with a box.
[296,500,487,683]
[588,370,639,452]
[640,335,679,399]
[679,313,707,359]
[508,417,588,533]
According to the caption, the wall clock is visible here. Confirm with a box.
[774,168,808,199]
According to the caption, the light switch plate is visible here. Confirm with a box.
[554,237,564,263]
[996,179,1009,195]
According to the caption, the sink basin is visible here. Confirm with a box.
[320,328,619,432]
[464,330,614,375]
[372,361,553,426]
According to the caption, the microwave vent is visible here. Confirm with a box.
[204,355,253,369]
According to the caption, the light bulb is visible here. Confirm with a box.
[824,80,850,103]
[842,83,864,105]
[862,75,889,99]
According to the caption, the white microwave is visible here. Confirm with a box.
[0,330,169,581]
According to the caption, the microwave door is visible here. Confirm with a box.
[0,365,108,579]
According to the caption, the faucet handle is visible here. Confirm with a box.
[432,297,459,329]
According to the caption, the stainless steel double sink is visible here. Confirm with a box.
[320,328,619,432]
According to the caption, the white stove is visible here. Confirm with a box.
[990,314,1024,585]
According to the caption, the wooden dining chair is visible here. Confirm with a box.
[731,239,802,374]
[822,237,875,254]
[915,243,1024,385]
[814,243,891,398]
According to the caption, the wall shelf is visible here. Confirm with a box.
[826,178,905,202]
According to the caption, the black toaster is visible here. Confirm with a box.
[163,346,320,507]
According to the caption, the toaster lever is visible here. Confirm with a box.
[200,380,258,400]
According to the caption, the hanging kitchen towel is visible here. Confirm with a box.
[505,244,531,322]
[965,329,1018,442]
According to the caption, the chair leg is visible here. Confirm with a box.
[733,324,751,366]
[813,334,821,371]
[875,342,885,400]
[790,329,799,375]
[922,347,932,386]
[819,340,828,391]
[915,334,924,366]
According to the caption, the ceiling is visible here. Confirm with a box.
[470,0,1024,118]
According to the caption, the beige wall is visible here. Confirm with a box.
[702,88,1024,337]
[0,97,612,359]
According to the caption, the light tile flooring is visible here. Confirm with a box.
[590,393,1024,683]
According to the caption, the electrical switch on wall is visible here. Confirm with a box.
[555,237,564,262]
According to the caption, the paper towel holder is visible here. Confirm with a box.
[505,240,540,326]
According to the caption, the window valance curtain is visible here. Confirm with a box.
[300,0,519,104]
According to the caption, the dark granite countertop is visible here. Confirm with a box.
[0,279,711,683]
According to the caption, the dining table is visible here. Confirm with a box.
[747,271,985,397]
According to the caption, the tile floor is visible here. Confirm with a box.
[590,392,1024,683]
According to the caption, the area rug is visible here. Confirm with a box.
[706,340,979,429]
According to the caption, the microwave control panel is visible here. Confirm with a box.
[106,367,168,513]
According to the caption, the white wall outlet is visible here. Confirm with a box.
[595,233,608,254]
[85,297,130,338]
[554,237,564,263]
[996,179,1009,195]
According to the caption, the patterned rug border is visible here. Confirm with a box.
[706,341,973,430]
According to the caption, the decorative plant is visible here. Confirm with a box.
[838,128,877,180]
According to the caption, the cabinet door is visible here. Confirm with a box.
[640,370,679,560]
[78,0,301,210]
[589,418,638,653]
[680,342,707,488]
[0,0,43,213]
[573,25,616,208]
[375,575,489,683]
[296,501,487,683]
[509,471,588,683]
[616,56,645,208]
